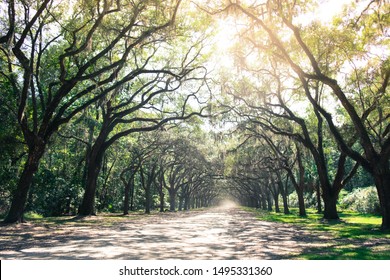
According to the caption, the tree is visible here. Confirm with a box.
[264,135,307,216]
[0,0,193,222]
[73,0,212,215]
[202,0,386,222]
[163,139,190,211]
[77,64,209,215]
[220,61,358,219]
[219,0,389,228]
[120,150,139,215]
[225,138,276,210]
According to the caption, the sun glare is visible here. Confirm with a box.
[219,199,238,209]
[212,0,361,65]
[295,0,370,26]
[213,17,239,67]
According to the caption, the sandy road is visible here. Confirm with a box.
[0,205,330,259]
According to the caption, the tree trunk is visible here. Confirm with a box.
[98,156,116,211]
[261,195,267,210]
[145,181,151,214]
[184,195,190,210]
[267,193,273,211]
[297,188,306,217]
[78,138,105,216]
[123,178,133,215]
[192,198,196,209]
[196,197,201,208]
[78,162,100,216]
[169,189,176,211]
[287,171,306,217]
[281,188,290,214]
[159,192,165,212]
[123,184,130,215]
[156,171,165,212]
[4,144,45,223]
[201,197,206,208]
[270,176,280,212]
[296,145,307,217]
[322,191,339,220]
[312,150,340,220]
[273,193,280,213]
[178,195,184,211]
[279,176,290,214]
[139,164,152,215]
[372,163,390,230]
[315,182,322,213]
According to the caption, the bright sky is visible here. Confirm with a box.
[212,0,378,78]
[299,0,353,25]
[214,0,357,51]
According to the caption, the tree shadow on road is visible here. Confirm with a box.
[0,207,343,260]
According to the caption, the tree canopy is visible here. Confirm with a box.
[0,0,389,229]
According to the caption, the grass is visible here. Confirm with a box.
[244,207,390,260]
[1,208,196,227]
[0,207,205,228]
[24,211,44,220]
[0,211,149,228]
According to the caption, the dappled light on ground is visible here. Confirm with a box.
[0,206,353,259]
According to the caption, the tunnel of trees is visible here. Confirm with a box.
[0,0,389,230]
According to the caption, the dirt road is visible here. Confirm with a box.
[0,205,330,259]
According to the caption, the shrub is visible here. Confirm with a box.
[340,186,381,215]
[288,191,317,208]
[24,211,44,219]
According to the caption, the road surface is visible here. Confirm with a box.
[0,204,330,259]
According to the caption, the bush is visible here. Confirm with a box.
[340,186,381,215]
[24,211,44,220]
[288,191,317,208]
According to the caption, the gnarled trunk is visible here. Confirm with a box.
[322,190,339,220]
[78,136,105,216]
[78,160,101,216]
[4,143,45,223]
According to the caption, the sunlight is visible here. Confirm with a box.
[210,0,361,75]
[318,0,351,20]
[295,0,351,26]
[295,0,370,26]
[213,17,238,68]
[218,199,238,209]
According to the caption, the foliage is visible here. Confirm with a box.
[287,191,317,208]
[0,0,388,234]
[340,187,381,215]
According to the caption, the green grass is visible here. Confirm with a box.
[23,211,45,220]
[42,212,149,226]
[0,211,148,227]
[244,207,390,260]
